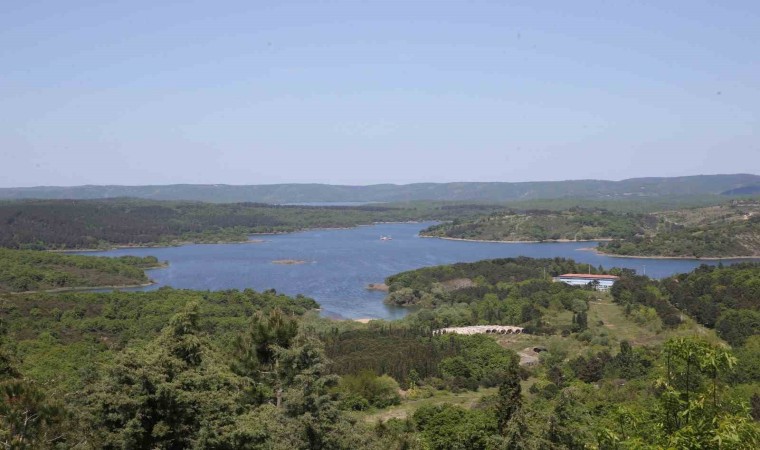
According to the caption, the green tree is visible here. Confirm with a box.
[233,308,299,406]
[0,323,64,449]
[715,309,760,347]
[87,302,248,449]
[496,369,522,434]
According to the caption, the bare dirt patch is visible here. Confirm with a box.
[366,283,389,292]
[441,278,475,291]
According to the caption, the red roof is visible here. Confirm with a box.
[558,274,619,280]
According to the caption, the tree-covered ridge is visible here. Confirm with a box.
[420,208,653,241]
[1,174,757,202]
[0,198,503,250]
[0,248,163,293]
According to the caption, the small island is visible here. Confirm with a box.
[272,259,308,265]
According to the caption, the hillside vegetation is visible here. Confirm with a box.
[0,248,162,293]
[423,200,760,258]
[421,208,654,242]
[600,200,760,258]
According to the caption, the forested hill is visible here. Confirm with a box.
[420,208,654,242]
[599,200,760,258]
[422,201,760,258]
[0,199,501,250]
[0,249,162,293]
[1,173,758,202]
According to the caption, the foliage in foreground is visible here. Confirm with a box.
[1,257,759,449]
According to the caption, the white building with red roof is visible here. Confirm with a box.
[553,273,620,291]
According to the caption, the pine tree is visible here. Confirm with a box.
[497,370,522,434]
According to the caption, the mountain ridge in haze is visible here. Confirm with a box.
[1,174,758,203]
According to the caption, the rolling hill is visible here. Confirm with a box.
[1,174,758,203]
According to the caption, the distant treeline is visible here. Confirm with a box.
[0,248,162,293]
[0,199,502,250]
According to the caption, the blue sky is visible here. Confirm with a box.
[1,0,759,186]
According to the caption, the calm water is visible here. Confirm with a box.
[78,222,759,320]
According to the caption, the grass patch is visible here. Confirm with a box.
[358,387,497,423]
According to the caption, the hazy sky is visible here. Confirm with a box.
[2,1,759,187]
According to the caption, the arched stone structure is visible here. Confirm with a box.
[432,325,525,336]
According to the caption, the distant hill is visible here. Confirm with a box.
[1,174,758,203]
[722,183,760,196]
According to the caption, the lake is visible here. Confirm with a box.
[78,222,759,320]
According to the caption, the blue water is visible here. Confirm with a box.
[77,222,759,320]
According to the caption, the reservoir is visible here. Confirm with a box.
[78,222,759,320]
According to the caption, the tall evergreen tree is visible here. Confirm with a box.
[87,302,248,449]
[497,370,522,434]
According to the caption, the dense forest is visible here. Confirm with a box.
[0,248,162,293]
[422,200,760,258]
[0,199,500,250]
[2,257,758,448]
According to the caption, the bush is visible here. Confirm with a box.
[337,370,401,409]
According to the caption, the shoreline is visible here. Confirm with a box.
[423,235,760,260]
[48,239,266,253]
[588,248,760,260]
[418,235,614,244]
[8,281,155,295]
[46,222,433,252]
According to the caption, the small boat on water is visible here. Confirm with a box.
[380,236,393,241]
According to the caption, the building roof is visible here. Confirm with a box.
[557,273,620,280]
